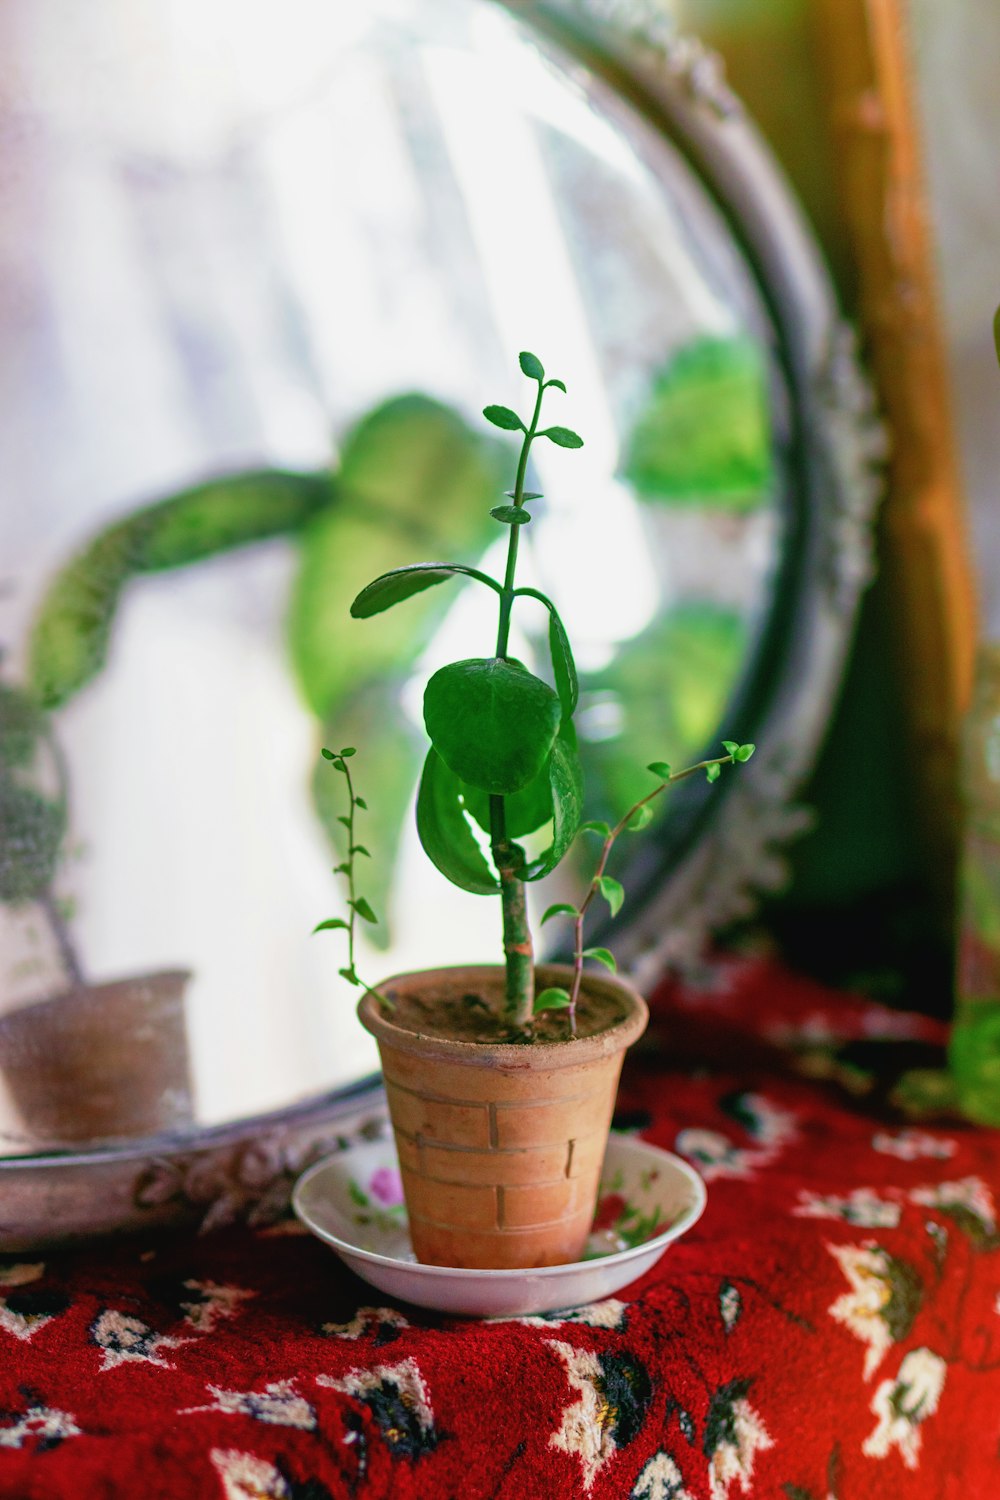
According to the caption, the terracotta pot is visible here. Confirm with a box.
[0,969,194,1144]
[358,964,648,1269]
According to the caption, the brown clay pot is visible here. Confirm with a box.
[0,969,194,1145]
[358,964,648,1270]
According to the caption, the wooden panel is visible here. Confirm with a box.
[811,0,979,910]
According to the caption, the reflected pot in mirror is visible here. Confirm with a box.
[358,965,648,1270]
[0,970,194,1146]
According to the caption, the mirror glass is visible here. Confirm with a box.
[0,0,786,1148]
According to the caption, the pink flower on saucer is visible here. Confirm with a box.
[369,1167,405,1207]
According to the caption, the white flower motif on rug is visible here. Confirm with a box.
[178,1280,255,1334]
[323,1306,410,1340]
[546,1339,653,1491]
[794,1189,901,1228]
[210,1447,290,1499]
[491,1300,629,1330]
[0,1401,80,1450]
[319,1358,436,1459]
[827,1242,923,1380]
[185,1380,316,1429]
[703,1380,774,1500]
[632,1449,695,1499]
[863,1347,946,1470]
[89,1309,188,1371]
[872,1130,956,1161]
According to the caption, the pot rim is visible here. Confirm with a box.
[357,963,648,1070]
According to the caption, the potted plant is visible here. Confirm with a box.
[316,352,754,1270]
[0,675,192,1143]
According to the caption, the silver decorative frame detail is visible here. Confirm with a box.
[0,5,884,1249]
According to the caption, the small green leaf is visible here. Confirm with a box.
[735,743,756,762]
[647,761,672,780]
[706,762,721,783]
[339,967,360,986]
[483,404,525,432]
[722,740,739,755]
[627,805,654,831]
[540,425,583,448]
[351,897,378,924]
[546,378,567,393]
[519,351,545,381]
[541,903,578,925]
[354,796,368,809]
[579,820,611,837]
[321,747,336,760]
[351,844,371,857]
[583,947,617,972]
[340,747,356,757]
[506,491,542,501]
[312,917,349,934]
[534,987,571,1013]
[332,761,347,773]
[597,875,625,917]
[424,657,561,795]
[350,562,501,619]
[333,862,349,875]
[337,815,351,828]
[490,505,532,525]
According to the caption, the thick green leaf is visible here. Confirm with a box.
[541,425,583,449]
[597,875,625,917]
[289,395,505,718]
[583,946,617,972]
[460,760,553,841]
[548,609,578,717]
[490,506,531,525]
[416,748,500,896]
[522,735,584,882]
[313,917,349,934]
[546,378,567,394]
[623,335,772,511]
[423,658,560,795]
[513,587,578,717]
[541,903,577,925]
[534,987,571,1013]
[483,404,524,432]
[30,471,330,710]
[350,562,500,618]
[519,351,544,381]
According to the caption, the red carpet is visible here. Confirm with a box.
[1,954,995,1498]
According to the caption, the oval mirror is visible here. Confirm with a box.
[0,0,880,1240]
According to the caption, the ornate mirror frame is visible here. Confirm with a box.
[0,0,884,1250]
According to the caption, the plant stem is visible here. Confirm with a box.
[40,719,86,991]
[342,759,359,979]
[39,891,85,991]
[567,753,738,1031]
[490,378,546,1026]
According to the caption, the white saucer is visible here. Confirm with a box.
[292,1132,706,1317]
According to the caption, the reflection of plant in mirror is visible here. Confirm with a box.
[623,335,772,510]
[0,676,84,989]
[346,353,755,1031]
[26,396,507,947]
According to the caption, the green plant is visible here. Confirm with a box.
[320,353,754,1031]
[0,673,84,988]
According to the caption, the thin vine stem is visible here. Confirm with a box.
[566,752,743,1034]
